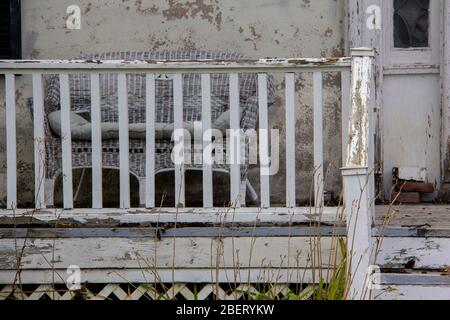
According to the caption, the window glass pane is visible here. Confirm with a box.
[394,0,430,48]
[0,0,21,59]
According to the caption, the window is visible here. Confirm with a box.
[383,0,440,69]
[394,0,430,48]
[0,0,21,59]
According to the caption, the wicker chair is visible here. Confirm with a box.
[39,51,275,207]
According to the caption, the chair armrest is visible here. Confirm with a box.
[27,97,59,142]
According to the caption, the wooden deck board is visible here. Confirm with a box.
[1,205,450,237]
[376,205,450,236]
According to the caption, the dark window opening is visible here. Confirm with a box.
[394,0,430,48]
[0,0,21,59]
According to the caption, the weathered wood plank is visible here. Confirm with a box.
[258,73,270,208]
[376,273,450,286]
[313,72,324,208]
[0,207,345,225]
[285,73,296,208]
[0,58,352,74]
[201,73,213,208]
[147,74,156,208]
[145,74,156,208]
[5,74,16,209]
[59,74,74,209]
[376,205,450,231]
[0,268,334,285]
[32,73,46,209]
[373,285,450,300]
[0,237,342,270]
[0,227,346,239]
[90,73,103,209]
[118,73,130,209]
[173,73,185,207]
[229,73,241,207]
[373,227,450,238]
[376,237,450,269]
[346,48,374,168]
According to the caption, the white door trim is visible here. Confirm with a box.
[441,0,450,183]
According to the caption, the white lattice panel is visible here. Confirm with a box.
[0,283,293,301]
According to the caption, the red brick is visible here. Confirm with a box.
[390,192,421,204]
[395,181,434,193]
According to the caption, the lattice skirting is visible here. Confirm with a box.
[0,283,304,300]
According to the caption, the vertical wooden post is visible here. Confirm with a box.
[173,74,185,208]
[202,74,213,208]
[32,74,46,209]
[342,48,375,300]
[229,73,241,208]
[258,73,270,208]
[5,74,17,209]
[313,72,324,208]
[285,73,296,208]
[145,74,156,209]
[442,0,450,188]
[118,73,130,209]
[91,74,103,209]
[60,73,74,209]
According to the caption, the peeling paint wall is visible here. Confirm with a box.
[0,0,346,206]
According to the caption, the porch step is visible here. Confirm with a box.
[375,235,450,270]
[372,273,450,300]
[374,219,450,299]
[375,205,450,271]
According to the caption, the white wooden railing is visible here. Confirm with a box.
[0,48,376,298]
[0,50,373,213]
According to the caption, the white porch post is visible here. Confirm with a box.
[342,48,376,300]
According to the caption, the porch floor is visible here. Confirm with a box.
[375,205,450,237]
[1,205,450,237]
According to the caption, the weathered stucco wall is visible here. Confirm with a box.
[0,0,345,207]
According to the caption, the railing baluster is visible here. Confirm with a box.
[5,74,17,209]
[174,73,185,207]
[258,73,270,208]
[91,74,102,209]
[285,73,296,208]
[0,58,354,211]
[202,74,213,208]
[32,74,45,209]
[313,71,324,208]
[118,73,130,209]
[145,74,156,208]
[59,73,74,209]
[229,73,241,208]
[341,70,351,167]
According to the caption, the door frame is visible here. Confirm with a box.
[442,1,450,183]
[346,0,449,197]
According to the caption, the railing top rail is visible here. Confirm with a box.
[0,57,351,74]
